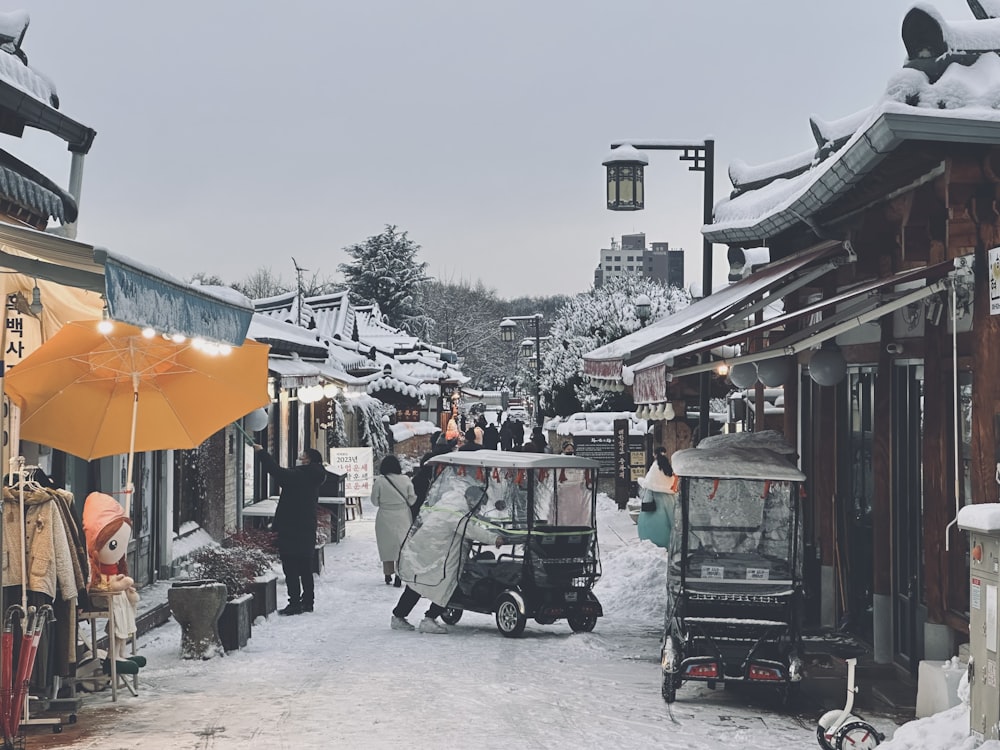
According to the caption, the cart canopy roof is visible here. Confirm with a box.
[696,429,795,455]
[428,450,599,471]
[672,445,805,481]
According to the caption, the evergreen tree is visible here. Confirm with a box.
[339,225,428,332]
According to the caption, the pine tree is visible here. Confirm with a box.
[339,225,428,332]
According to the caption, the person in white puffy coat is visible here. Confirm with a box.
[370,454,416,587]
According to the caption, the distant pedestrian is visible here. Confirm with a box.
[499,418,514,451]
[561,441,575,455]
[482,420,500,450]
[459,428,481,451]
[253,445,326,615]
[522,425,548,453]
[511,419,525,449]
[371,455,417,587]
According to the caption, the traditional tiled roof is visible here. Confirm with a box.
[708,1,1000,245]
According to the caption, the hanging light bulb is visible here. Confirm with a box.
[97,304,113,334]
[28,281,42,316]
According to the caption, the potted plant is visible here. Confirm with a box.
[223,529,280,619]
[190,542,276,651]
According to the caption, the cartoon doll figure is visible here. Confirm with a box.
[82,492,145,675]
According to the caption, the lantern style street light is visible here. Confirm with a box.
[603,138,715,441]
[499,314,544,427]
[634,293,651,326]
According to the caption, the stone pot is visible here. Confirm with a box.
[167,580,227,659]
[219,592,253,652]
[249,574,278,619]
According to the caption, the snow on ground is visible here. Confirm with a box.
[37,495,978,749]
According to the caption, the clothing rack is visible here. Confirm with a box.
[3,457,62,735]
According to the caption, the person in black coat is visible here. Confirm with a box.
[482,420,500,450]
[253,445,327,615]
[499,418,514,451]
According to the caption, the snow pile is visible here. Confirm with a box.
[595,538,667,622]
[556,411,647,436]
[390,420,438,442]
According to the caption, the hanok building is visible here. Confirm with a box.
[584,0,1000,677]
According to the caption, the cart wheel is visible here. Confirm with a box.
[661,671,679,703]
[440,607,463,625]
[567,613,597,633]
[534,616,556,625]
[833,720,883,750]
[68,714,77,724]
[495,594,526,637]
[52,725,63,733]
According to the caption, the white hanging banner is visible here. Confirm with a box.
[990,246,1000,315]
[329,447,374,496]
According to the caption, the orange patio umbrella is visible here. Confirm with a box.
[3,320,271,513]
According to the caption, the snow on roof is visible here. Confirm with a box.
[0,15,57,109]
[710,4,1000,242]
[428,449,600,471]
[697,429,796,455]
[555,412,647,436]
[672,446,805,481]
[957,503,1000,533]
[390,420,438,442]
[248,313,328,351]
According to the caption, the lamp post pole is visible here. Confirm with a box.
[604,138,715,442]
[499,314,544,428]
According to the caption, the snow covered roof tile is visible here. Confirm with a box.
[709,3,1000,245]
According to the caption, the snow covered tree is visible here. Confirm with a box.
[540,276,689,414]
[339,225,428,332]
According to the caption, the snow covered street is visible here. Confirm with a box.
[26,498,918,749]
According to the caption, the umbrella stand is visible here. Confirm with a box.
[0,605,23,747]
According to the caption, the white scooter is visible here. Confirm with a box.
[816,657,885,749]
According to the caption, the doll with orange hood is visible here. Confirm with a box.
[82,492,145,675]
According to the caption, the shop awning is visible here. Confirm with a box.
[630,255,971,403]
[0,221,253,345]
[583,240,849,382]
[267,357,322,389]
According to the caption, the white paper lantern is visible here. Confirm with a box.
[245,408,269,432]
[728,362,758,389]
[756,357,790,387]
[809,345,847,386]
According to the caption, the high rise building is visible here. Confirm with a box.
[593,233,685,288]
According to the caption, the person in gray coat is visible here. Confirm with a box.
[371,454,416,587]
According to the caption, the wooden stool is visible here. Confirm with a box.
[345,497,363,520]
[75,591,138,701]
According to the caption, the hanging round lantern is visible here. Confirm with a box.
[728,362,758,389]
[756,357,790,387]
[809,343,847,386]
[245,408,269,432]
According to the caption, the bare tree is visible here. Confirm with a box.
[231,266,291,300]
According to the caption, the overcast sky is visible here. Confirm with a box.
[4,0,976,299]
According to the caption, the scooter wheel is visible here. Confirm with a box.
[495,594,526,637]
[567,613,596,633]
[661,671,679,703]
[815,724,836,750]
[833,720,883,750]
[440,607,463,625]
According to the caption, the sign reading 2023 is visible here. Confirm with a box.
[329,447,374,496]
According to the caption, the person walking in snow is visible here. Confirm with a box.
[482,419,500,450]
[253,445,327,615]
[511,419,525,449]
[391,486,508,634]
[371,454,417,587]
[499,417,514,451]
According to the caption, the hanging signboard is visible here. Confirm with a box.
[329,447,374,496]
[991,246,1000,315]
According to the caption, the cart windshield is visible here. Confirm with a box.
[673,476,800,585]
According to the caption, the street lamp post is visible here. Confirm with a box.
[499,314,543,427]
[603,138,715,442]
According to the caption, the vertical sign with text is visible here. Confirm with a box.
[613,418,629,510]
[329,447,374,496]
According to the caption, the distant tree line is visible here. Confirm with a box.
[189,224,689,418]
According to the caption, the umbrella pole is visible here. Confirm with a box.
[124,376,138,517]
